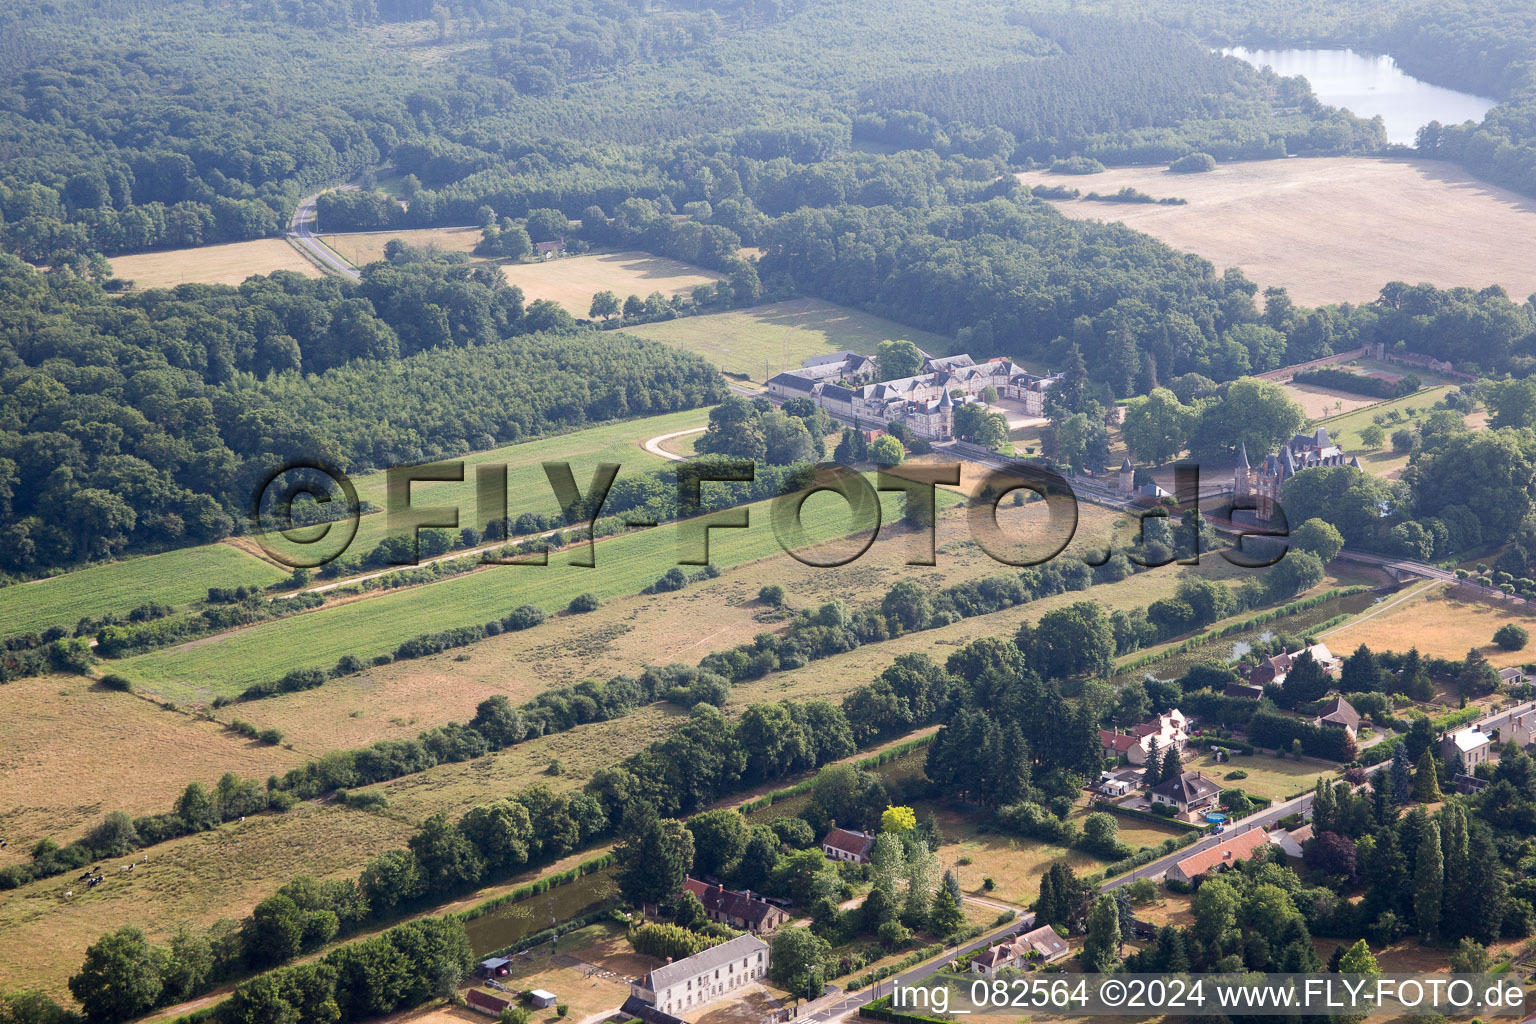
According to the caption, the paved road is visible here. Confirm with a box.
[289,187,360,280]
[800,912,1034,1023]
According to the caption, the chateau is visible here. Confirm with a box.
[766,352,1058,441]
[1233,426,1360,521]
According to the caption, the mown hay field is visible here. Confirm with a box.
[623,297,954,381]
[501,250,723,314]
[1323,584,1536,666]
[316,225,482,268]
[108,239,321,289]
[0,542,288,641]
[0,674,305,862]
[1017,157,1536,305]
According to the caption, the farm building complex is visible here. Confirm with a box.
[767,352,1059,441]
[629,934,770,1018]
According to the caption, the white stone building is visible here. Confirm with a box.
[629,935,770,1017]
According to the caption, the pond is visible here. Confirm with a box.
[1221,47,1498,146]
[464,866,621,956]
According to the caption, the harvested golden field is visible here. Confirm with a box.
[316,226,482,268]
[1281,381,1378,421]
[501,251,722,314]
[1016,157,1536,305]
[0,674,305,861]
[1323,583,1536,665]
[623,298,954,382]
[108,239,321,289]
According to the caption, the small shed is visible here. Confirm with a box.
[530,990,558,1009]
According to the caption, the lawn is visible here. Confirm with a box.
[110,484,956,703]
[1180,750,1332,802]
[1314,385,1464,478]
[623,298,954,382]
[107,239,321,289]
[315,226,481,268]
[501,251,723,315]
[0,542,288,640]
[922,802,1097,908]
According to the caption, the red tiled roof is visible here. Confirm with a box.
[1171,828,1270,880]
[1099,730,1137,753]
[683,878,785,929]
[822,827,874,858]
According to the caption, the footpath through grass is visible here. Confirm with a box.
[114,485,961,702]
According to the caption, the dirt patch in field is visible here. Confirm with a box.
[109,239,321,289]
[1282,382,1377,420]
[501,251,723,314]
[1017,157,1536,305]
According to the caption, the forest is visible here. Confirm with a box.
[0,253,723,576]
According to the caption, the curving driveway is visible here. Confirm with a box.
[289,186,360,281]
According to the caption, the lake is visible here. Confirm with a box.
[1222,47,1498,146]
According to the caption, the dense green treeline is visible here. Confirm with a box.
[860,14,1383,163]
[0,254,723,577]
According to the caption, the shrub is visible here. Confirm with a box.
[1495,624,1530,651]
[503,605,546,630]
[1225,769,1248,780]
[568,593,600,614]
[258,728,285,746]
[759,584,786,606]
[1169,152,1216,173]
[98,673,133,691]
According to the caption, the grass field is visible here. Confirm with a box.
[623,298,955,382]
[1314,385,1458,478]
[0,674,306,863]
[111,483,962,702]
[0,800,414,1001]
[1017,157,1536,305]
[0,543,288,640]
[108,239,321,289]
[1181,750,1331,801]
[255,407,714,567]
[316,226,481,268]
[1323,584,1536,666]
[500,251,723,314]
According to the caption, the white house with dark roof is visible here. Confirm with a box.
[629,935,769,1017]
[969,925,1070,977]
[1312,696,1361,738]
[1148,770,1222,818]
[821,827,875,864]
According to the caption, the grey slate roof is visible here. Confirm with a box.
[766,372,815,392]
[640,935,768,993]
[1149,771,1221,805]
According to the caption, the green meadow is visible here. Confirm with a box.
[0,544,287,640]
[114,484,962,703]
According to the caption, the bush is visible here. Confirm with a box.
[98,673,132,691]
[258,728,285,745]
[1495,624,1530,651]
[1051,155,1105,174]
[568,593,600,614]
[503,605,545,631]
[759,584,786,606]
[1169,152,1217,173]
[1224,769,1248,780]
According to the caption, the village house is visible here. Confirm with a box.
[1099,710,1190,766]
[821,826,875,864]
[619,995,691,1024]
[1165,828,1271,885]
[1248,642,1342,688]
[969,924,1071,977]
[535,239,566,258]
[682,878,790,934]
[1312,696,1361,739]
[629,934,770,1018]
[1225,681,1264,699]
[1442,726,1493,768]
[1148,770,1222,818]
[1268,823,1313,859]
